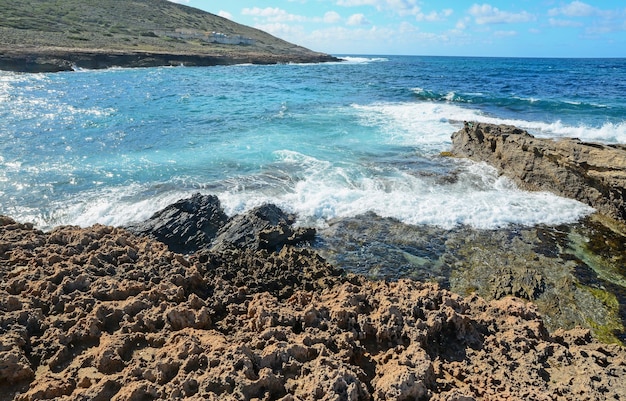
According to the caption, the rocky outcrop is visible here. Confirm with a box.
[451,122,626,222]
[0,48,339,73]
[125,194,228,254]
[1,216,625,400]
[209,203,315,253]
[126,194,314,254]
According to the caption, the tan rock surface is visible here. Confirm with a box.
[1,217,625,400]
[451,122,626,222]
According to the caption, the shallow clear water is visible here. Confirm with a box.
[1,56,625,230]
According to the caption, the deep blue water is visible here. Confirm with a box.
[1,55,624,229]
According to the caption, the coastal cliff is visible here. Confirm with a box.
[451,122,626,223]
[0,0,338,72]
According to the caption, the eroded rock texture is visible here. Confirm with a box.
[1,216,625,400]
[451,122,626,222]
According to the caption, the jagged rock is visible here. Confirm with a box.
[210,203,316,252]
[451,122,626,222]
[1,218,625,400]
[125,193,228,254]
[127,195,315,253]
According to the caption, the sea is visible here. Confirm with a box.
[1,56,625,232]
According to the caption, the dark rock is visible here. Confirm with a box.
[126,195,315,254]
[125,193,228,254]
[0,48,340,73]
[451,122,626,222]
[210,204,315,252]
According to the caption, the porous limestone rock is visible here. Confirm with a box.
[1,216,625,400]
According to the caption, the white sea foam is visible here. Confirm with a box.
[339,56,389,64]
[215,151,594,230]
[352,101,626,147]
[351,102,476,150]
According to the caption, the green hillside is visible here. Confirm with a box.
[0,0,336,71]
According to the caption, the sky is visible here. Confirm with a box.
[168,1,626,57]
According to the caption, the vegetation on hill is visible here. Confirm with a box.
[0,0,335,71]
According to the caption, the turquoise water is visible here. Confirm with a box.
[1,56,625,229]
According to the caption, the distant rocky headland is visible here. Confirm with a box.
[0,47,339,73]
[0,0,338,72]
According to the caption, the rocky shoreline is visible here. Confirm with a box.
[2,123,626,399]
[451,122,626,223]
[0,47,340,73]
[2,190,626,400]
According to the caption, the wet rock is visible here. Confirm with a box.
[210,203,315,252]
[127,195,315,254]
[318,213,626,343]
[451,122,626,222]
[125,193,228,254]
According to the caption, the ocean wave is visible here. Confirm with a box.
[339,56,389,64]
[216,157,594,230]
[410,87,620,114]
[353,100,626,145]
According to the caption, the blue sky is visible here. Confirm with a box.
[169,1,626,57]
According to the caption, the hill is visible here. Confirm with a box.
[0,0,338,72]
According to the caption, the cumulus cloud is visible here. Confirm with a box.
[548,18,583,27]
[323,11,342,24]
[347,13,371,26]
[548,1,596,17]
[254,22,305,38]
[218,10,233,20]
[337,0,419,17]
[469,3,535,25]
[416,9,454,22]
[242,7,306,23]
[494,30,517,37]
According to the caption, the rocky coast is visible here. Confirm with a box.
[2,188,626,400]
[0,47,339,73]
[451,122,626,223]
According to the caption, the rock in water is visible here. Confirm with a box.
[210,204,316,252]
[125,193,228,254]
[451,122,626,222]
[127,194,315,253]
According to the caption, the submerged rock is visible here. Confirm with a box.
[451,122,626,222]
[317,213,626,343]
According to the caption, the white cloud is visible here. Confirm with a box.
[469,3,535,25]
[548,18,583,27]
[336,0,418,16]
[416,9,454,22]
[242,7,306,23]
[254,22,305,38]
[347,13,370,26]
[548,1,596,17]
[168,0,190,4]
[336,0,377,6]
[323,11,342,24]
[218,10,233,20]
[455,17,470,30]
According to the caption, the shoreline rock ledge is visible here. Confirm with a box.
[451,122,626,222]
